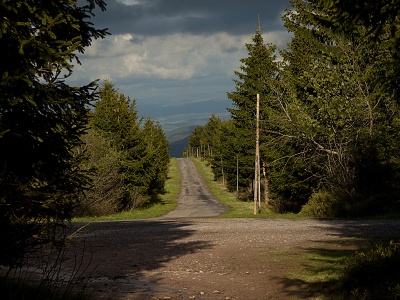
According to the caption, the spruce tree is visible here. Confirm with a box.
[227,27,278,199]
[140,119,170,196]
[0,0,108,266]
[81,82,170,213]
[92,81,140,150]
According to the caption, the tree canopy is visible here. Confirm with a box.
[76,82,170,216]
[0,0,108,267]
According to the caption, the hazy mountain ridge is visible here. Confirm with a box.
[137,97,231,131]
[166,125,196,157]
[136,97,232,156]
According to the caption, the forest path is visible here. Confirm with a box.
[161,158,227,219]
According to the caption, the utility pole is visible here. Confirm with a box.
[254,93,260,214]
[221,157,225,187]
[236,155,239,199]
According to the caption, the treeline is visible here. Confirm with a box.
[75,81,170,216]
[187,0,400,218]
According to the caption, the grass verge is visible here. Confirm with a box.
[282,240,362,300]
[73,157,180,222]
[281,240,400,300]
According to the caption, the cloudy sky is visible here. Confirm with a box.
[71,0,292,131]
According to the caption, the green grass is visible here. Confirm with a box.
[266,239,366,300]
[190,157,305,219]
[73,157,180,222]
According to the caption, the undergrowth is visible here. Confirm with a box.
[340,243,400,300]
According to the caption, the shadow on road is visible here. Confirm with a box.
[65,219,214,298]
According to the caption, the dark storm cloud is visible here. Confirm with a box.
[92,0,291,36]
[75,0,292,131]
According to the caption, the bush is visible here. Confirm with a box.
[269,196,299,214]
[340,244,400,300]
[75,130,125,217]
[300,190,342,218]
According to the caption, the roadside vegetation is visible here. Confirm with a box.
[190,157,303,219]
[73,81,170,218]
[0,0,169,298]
[73,157,180,222]
[282,241,400,300]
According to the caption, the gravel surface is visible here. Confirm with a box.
[62,158,400,299]
[67,219,400,300]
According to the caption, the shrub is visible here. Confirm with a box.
[75,130,125,217]
[300,190,342,218]
[269,196,298,214]
[340,244,400,300]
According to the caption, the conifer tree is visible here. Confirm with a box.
[80,82,170,213]
[0,0,108,266]
[319,0,400,106]
[78,81,141,214]
[92,81,140,150]
[139,119,170,196]
[227,26,279,199]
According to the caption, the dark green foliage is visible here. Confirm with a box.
[76,82,170,216]
[0,0,108,267]
[340,244,400,300]
[187,3,400,217]
[92,81,139,150]
[124,118,170,199]
[75,128,125,216]
[226,27,279,200]
[277,0,400,216]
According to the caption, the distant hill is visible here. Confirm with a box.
[137,97,231,132]
[166,125,196,158]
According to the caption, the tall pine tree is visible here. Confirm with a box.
[227,26,278,200]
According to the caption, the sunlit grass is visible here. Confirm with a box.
[271,240,365,300]
[73,157,180,222]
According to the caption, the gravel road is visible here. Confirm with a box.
[64,158,400,300]
[162,158,227,219]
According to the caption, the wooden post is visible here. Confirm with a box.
[236,155,239,199]
[221,157,225,187]
[254,93,260,214]
[263,161,270,207]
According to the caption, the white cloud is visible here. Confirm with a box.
[115,0,142,5]
[74,30,290,83]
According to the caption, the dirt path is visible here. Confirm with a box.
[63,158,400,299]
[162,158,227,219]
